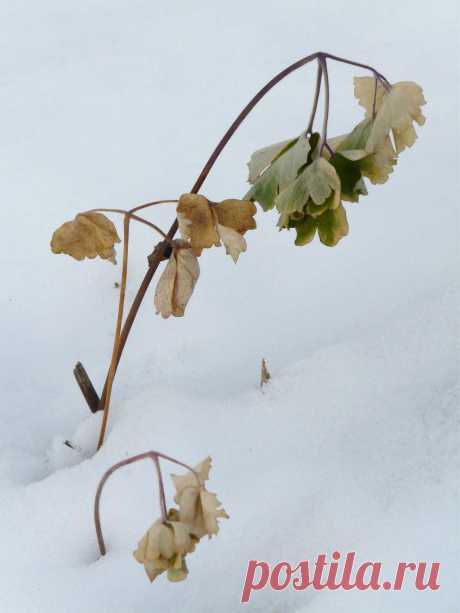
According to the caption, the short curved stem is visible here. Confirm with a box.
[86,208,169,241]
[130,199,178,215]
[153,455,168,522]
[322,51,391,87]
[306,60,322,134]
[319,55,330,154]
[372,74,378,119]
[96,214,130,450]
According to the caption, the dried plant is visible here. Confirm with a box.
[94,451,228,583]
[50,52,425,449]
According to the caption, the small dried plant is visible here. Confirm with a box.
[50,51,425,449]
[94,451,228,582]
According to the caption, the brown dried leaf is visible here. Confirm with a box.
[213,199,257,234]
[50,212,120,263]
[177,194,219,254]
[154,240,200,318]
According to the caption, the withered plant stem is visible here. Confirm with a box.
[94,51,390,447]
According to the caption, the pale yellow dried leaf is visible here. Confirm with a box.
[50,212,120,263]
[171,457,211,497]
[154,240,200,318]
[217,224,247,263]
[354,77,426,153]
[133,519,200,583]
[200,490,229,537]
[171,456,228,539]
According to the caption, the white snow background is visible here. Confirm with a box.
[1,1,459,612]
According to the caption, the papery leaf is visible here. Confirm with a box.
[50,212,120,263]
[177,194,219,254]
[216,224,247,263]
[171,457,228,539]
[354,77,426,153]
[213,199,257,234]
[154,240,200,318]
[133,519,201,583]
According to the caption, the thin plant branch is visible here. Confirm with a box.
[319,55,330,154]
[130,199,178,215]
[94,450,201,556]
[306,60,322,134]
[322,51,391,89]
[86,208,169,241]
[97,214,131,449]
[372,74,378,119]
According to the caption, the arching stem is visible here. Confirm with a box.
[94,451,201,556]
[93,51,391,445]
[97,214,130,449]
[319,55,330,154]
[306,60,322,135]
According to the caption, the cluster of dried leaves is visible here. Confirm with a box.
[133,457,228,582]
[245,78,426,247]
[49,77,425,319]
[154,194,256,318]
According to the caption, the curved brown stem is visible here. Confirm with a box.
[97,214,130,449]
[306,60,322,134]
[94,450,200,555]
[319,55,330,153]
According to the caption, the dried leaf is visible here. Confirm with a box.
[133,519,201,583]
[154,240,200,318]
[171,457,229,539]
[50,212,120,263]
[177,195,256,261]
[354,77,426,153]
[213,199,257,234]
[260,358,271,387]
[216,224,247,263]
[177,193,219,254]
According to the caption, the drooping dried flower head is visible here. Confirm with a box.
[133,518,202,582]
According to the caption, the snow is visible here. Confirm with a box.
[1,1,459,612]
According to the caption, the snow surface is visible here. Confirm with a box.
[1,1,459,612]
